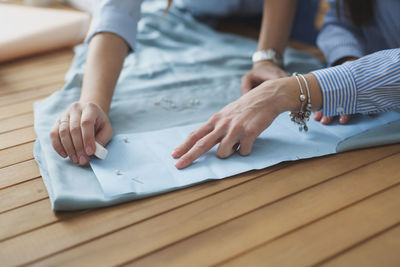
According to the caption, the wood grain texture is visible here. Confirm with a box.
[320,224,400,267]
[0,142,34,168]
[0,178,47,213]
[0,99,39,120]
[0,113,34,134]
[0,159,40,189]
[0,199,86,242]
[0,126,36,150]
[127,153,400,267]
[0,83,63,107]
[221,185,400,267]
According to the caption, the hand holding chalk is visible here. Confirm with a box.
[94,141,108,160]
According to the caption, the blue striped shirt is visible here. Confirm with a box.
[313,0,400,117]
[318,0,400,67]
[312,49,400,116]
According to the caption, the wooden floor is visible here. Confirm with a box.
[1,45,400,266]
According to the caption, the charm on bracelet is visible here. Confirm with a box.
[290,73,312,132]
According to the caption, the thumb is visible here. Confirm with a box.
[241,74,254,95]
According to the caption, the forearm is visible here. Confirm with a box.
[80,32,129,114]
[257,0,297,54]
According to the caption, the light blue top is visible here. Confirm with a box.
[86,0,263,51]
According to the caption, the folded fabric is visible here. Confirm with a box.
[33,1,400,211]
[90,112,400,197]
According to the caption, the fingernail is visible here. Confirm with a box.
[71,155,78,164]
[86,146,93,155]
[60,151,67,158]
[175,161,183,169]
[79,155,87,165]
[171,148,179,157]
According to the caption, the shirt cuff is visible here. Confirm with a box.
[312,64,358,117]
[85,5,139,51]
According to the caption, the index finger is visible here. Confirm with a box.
[81,108,96,156]
[175,130,222,169]
[171,122,213,159]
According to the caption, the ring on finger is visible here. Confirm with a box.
[59,119,69,125]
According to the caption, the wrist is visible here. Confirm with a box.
[266,74,322,114]
[79,97,111,114]
[252,49,283,67]
[263,77,301,114]
[253,60,280,69]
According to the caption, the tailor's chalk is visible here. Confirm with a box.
[94,141,108,159]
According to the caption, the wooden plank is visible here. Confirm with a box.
[0,178,47,213]
[220,185,400,267]
[0,167,276,266]
[0,74,65,96]
[320,224,400,267]
[0,126,36,150]
[2,145,397,266]
[0,159,40,189]
[0,142,34,168]
[0,49,73,74]
[0,61,70,87]
[0,113,34,134]
[0,199,85,242]
[0,168,269,246]
[0,99,38,120]
[0,83,61,107]
[128,153,400,267]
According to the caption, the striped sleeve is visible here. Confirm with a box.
[311,49,400,116]
[317,0,366,66]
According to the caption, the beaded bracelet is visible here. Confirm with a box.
[289,73,312,131]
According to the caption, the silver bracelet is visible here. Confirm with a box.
[289,72,312,132]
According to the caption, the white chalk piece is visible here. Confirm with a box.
[94,141,108,160]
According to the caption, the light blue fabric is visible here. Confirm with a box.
[90,112,400,197]
[33,2,400,211]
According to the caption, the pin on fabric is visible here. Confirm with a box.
[131,177,144,184]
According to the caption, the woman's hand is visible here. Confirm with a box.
[241,61,288,94]
[173,74,323,169]
[49,102,113,165]
[172,77,303,169]
[313,112,351,125]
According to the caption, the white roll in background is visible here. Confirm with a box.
[0,4,90,62]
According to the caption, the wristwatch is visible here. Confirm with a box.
[252,49,283,67]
